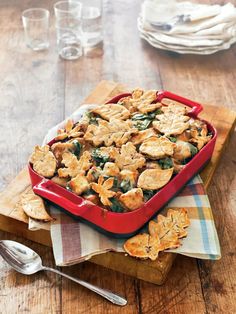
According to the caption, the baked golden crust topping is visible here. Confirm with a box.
[119,188,144,211]
[139,136,176,159]
[137,168,174,190]
[29,89,212,212]
[124,208,190,261]
[84,118,137,147]
[29,145,56,178]
[115,142,146,171]
[91,176,116,206]
[91,103,130,121]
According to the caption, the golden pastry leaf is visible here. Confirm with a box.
[55,119,84,141]
[21,190,53,221]
[139,136,176,159]
[153,114,190,136]
[119,89,158,114]
[58,151,92,178]
[103,162,120,177]
[132,88,144,99]
[167,208,190,230]
[123,233,163,261]
[161,103,188,115]
[51,142,75,166]
[84,118,137,147]
[119,188,144,211]
[137,168,173,190]
[131,128,156,145]
[115,142,146,171]
[149,208,190,249]
[189,135,212,150]
[91,176,116,206]
[124,208,190,260]
[132,90,159,113]
[91,104,130,121]
[149,219,181,250]
[118,96,137,113]
[70,174,90,195]
[29,145,57,178]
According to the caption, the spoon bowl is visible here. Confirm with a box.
[0,240,127,306]
[0,240,43,275]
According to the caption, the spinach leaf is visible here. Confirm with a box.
[132,113,150,121]
[82,188,96,196]
[131,109,163,130]
[133,119,152,130]
[86,112,99,125]
[189,143,198,157]
[118,100,125,106]
[143,190,156,202]
[72,140,82,157]
[90,169,100,181]
[132,109,161,121]
[91,148,110,167]
[147,109,163,119]
[166,136,177,143]
[120,179,132,193]
[103,175,119,188]
[181,144,198,164]
[181,158,190,165]
[155,109,163,115]
[110,198,124,213]
[158,157,173,169]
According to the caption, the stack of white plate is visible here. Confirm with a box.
[138,1,236,55]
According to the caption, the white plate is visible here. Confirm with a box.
[138,19,236,55]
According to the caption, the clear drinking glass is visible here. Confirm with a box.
[54,1,83,60]
[22,8,50,51]
[80,0,103,48]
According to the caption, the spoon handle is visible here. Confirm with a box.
[42,266,127,306]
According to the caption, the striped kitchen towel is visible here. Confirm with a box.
[41,105,221,266]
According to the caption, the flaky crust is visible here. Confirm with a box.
[137,168,174,190]
[29,145,56,178]
[29,88,212,213]
[139,136,176,159]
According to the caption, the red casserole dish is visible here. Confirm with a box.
[29,91,217,237]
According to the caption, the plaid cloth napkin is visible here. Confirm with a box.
[40,105,221,266]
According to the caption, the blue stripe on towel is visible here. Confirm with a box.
[191,185,215,259]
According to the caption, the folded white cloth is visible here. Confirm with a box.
[139,1,236,54]
[143,1,222,26]
[142,2,236,34]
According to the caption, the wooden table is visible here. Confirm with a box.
[1,0,236,313]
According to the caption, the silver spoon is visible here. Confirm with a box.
[0,240,127,306]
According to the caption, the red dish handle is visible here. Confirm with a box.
[105,93,131,104]
[33,179,95,216]
[157,91,203,117]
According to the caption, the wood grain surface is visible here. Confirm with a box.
[0,0,236,313]
[0,79,234,288]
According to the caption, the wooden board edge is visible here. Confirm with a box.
[90,251,177,285]
[201,112,236,190]
[0,213,52,247]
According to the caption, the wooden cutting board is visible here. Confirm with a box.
[0,80,235,285]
